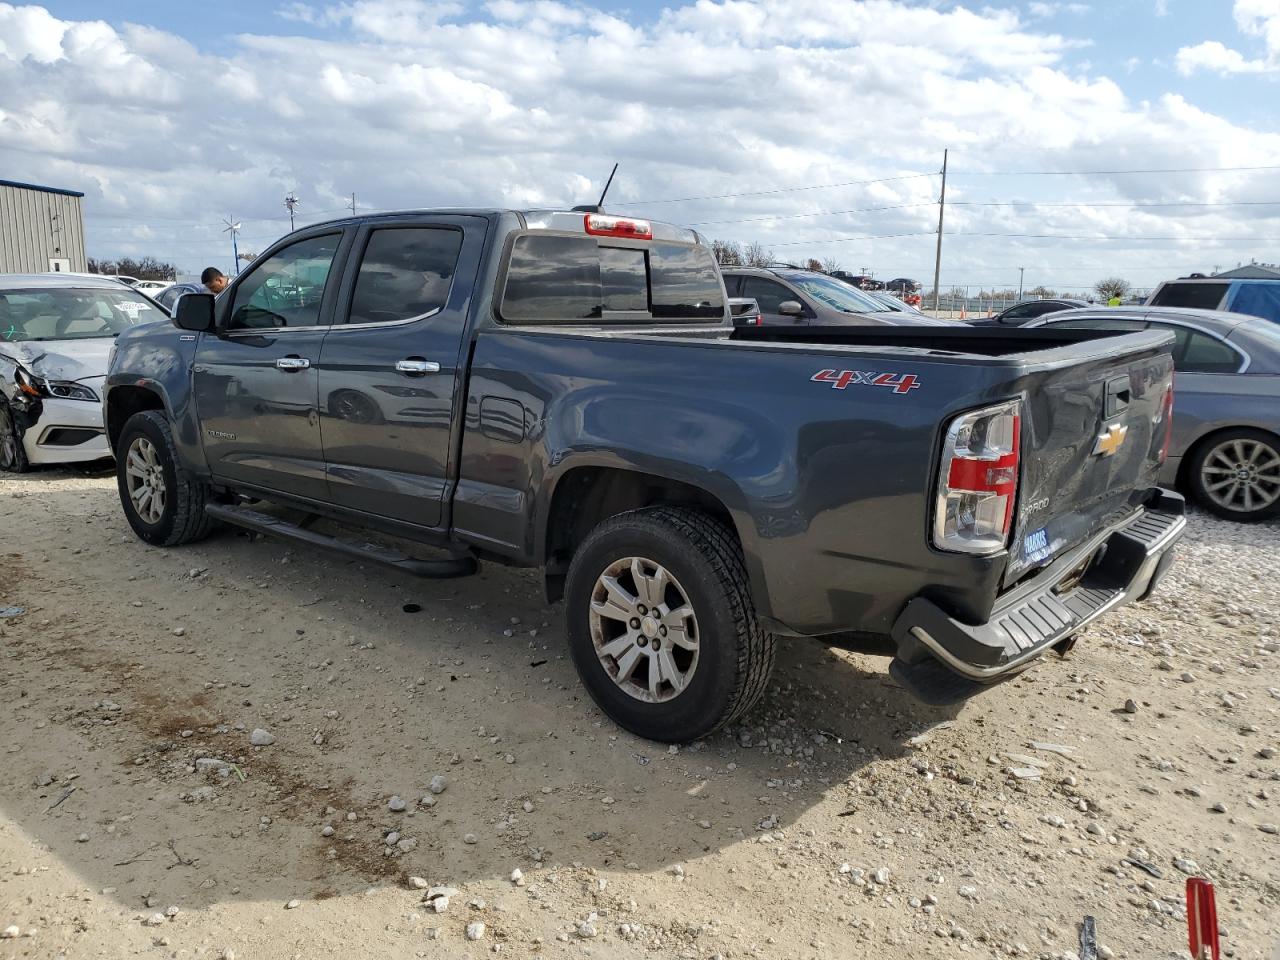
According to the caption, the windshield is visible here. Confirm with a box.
[788,274,886,313]
[0,287,166,343]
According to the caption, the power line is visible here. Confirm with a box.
[950,164,1280,176]
[949,199,1280,209]
[773,230,1268,247]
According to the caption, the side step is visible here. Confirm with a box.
[205,503,478,579]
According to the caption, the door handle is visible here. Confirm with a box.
[395,358,441,376]
[275,356,310,371]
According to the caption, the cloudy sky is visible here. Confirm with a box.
[1,0,1277,291]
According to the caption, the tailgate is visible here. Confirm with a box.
[1004,336,1174,587]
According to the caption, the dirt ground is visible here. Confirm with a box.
[1,467,1277,960]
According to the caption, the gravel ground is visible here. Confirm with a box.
[1,467,1278,959]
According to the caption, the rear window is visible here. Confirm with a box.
[1149,281,1228,311]
[499,234,724,323]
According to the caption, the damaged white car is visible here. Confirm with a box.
[1,274,167,471]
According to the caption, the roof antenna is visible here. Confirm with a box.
[572,162,618,214]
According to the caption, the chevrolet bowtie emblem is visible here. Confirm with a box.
[1093,423,1128,457]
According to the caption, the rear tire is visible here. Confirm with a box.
[1187,428,1280,523]
[116,410,217,545]
[0,398,30,473]
[564,506,775,742]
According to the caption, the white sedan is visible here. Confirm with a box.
[1,274,169,470]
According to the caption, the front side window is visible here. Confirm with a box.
[0,288,165,342]
[347,227,463,325]
[228,233,341,330]
[738,277,794,314]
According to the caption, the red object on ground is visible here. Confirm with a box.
[1186,877,1219,960]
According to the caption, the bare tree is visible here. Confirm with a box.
[1026,285,1056,299]
[89,256,177,280]
[820,256,842,275]
[1094,277,1131,301]
[805,258,823,272]
[742,241,773,267]
[710,239,743,266]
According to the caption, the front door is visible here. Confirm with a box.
[194,231,346,502]
[318,216,486,528]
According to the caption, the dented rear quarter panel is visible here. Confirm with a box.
[453,325,1176,636]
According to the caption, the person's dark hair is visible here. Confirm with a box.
[201,267,225,285]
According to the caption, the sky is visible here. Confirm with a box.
[1,0,1278,292]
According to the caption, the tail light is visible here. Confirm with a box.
[933,400,1022,554]
[583,214,652,240]
[1157,376,1175,465]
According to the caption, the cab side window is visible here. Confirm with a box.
[1149,323,1242,374]
[228,234,341,330]
[346,227,464,325]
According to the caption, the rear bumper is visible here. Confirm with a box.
[890,489,1185,701]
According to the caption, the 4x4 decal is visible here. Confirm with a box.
[811,369,921,394]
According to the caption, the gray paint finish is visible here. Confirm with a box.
[0,181,87,274]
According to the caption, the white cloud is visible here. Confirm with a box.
[1154,0,1168,16]
[0,0,1275,289]
[1175,0,1280,74]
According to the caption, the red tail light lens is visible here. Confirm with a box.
[583,214,652,240]
[933,400,1022,554]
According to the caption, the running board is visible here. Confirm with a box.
[205,503,478,579]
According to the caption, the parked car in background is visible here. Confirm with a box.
[867,290,930,317]
[1,274,167,471]
[133,280,172,296]
[1029,306,1280,522]
[721,267,944,326]
[971,298,1091,326]
[727,297,763,327]
[883,278,920,294]
[1147,277,1280,326]
[829,270,884,291]
[153,282,206,312]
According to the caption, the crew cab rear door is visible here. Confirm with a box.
[316,215,487,529]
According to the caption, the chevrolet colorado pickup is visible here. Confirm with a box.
[104,209,1185,742]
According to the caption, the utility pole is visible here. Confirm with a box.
[1018,266,1025,299]
[349,193,357,215]
[932,148,948,313]
[284,193,300,231]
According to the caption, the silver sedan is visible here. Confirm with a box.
[1030,306,1280,523]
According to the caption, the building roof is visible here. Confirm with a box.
[0,274,130,291]
[0,178,86,199]
[1214,263,1280,280]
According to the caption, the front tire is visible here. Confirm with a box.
[1187,428,1280,522]
[116,410,216,545]
[0,398,30,473]
[565,506,775,742]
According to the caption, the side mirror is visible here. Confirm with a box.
[173,293,216,333]
[778,300,805,317]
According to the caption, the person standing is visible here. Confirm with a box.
[201,267,228,295]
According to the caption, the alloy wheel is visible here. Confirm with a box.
[588,556,700,703]
[124,436,168,524]
[1200,437,1280,514]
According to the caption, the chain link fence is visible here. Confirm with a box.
[917,287,1154,320]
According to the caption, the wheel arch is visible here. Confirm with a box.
[105,383,167,455]
[539,463,761,606]
[1177,423,1280,491]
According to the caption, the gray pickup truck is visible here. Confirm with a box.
[104,209,1186,742]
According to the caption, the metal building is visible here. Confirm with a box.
[0,178,87,274]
